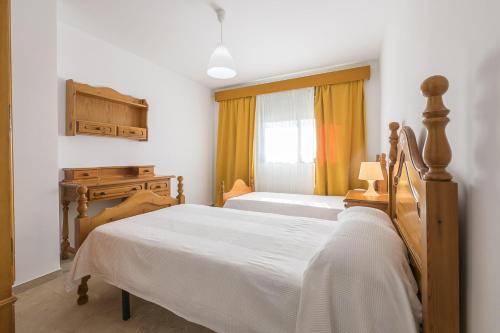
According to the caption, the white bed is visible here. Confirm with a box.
[223,191,345,220]
[68,204,420,333]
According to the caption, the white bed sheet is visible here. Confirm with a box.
[224,192,344,220]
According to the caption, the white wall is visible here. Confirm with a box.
[380,0,500,331]
[364,61,381,160]
[11,0,60,285]
[57,23,214,241]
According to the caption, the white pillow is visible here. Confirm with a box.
[338,205,395,230]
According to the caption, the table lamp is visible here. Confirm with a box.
[358,162,384,197]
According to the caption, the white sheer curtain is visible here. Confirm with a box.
[255,87,315,194]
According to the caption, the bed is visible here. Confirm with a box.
[221,154,388,220]
[68,75,459,333]
[223,190,345,220]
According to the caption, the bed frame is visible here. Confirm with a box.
[220,154,389,205]
[74,176,185,305]
[75,76,459,332]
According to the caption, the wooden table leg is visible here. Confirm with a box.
[61,200,70,260]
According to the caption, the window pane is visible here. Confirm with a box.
[300,119,315,163]
[264,121,298,163]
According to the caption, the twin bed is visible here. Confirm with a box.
[67,76,459,333]
[220,154,387,220]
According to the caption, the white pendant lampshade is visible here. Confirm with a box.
[207,8,237,79]
[207,44,236,79]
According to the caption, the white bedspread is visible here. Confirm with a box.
[224,192,344,220]
[68,204,421,333]
[68,204,337,333]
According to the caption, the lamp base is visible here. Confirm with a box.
[363,180,379,197]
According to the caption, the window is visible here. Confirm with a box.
[262,119,315,163]
[255,88,316,194]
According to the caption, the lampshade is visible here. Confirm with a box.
[358,162,384,181]
[207,44,236,79]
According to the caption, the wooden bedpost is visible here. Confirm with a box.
[421,75,452,181]
[74,185,90,249]
[375,153,388,193]
[420,75,459,333]
[250,177,255,191]
[176,176,185,204]
[75,185,91,305]
[388,122,400,219]
[77,185,88,218]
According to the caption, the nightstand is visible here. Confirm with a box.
[343,189,389,213]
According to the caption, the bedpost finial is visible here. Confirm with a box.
[421,75,452,181]
[388,122,400,167]
[77,185,88,218]
[380,153,387,167]
[177,176,185,204]
[421,75,448,98]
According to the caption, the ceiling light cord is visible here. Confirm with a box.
[216,9,225,44]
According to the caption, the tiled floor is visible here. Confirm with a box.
[15,260,213,333]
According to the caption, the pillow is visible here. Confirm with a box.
[338,205,395,230]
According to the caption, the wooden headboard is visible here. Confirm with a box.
[389,75,459,332]
[74,176,186,250]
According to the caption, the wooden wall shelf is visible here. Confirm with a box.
[66,80,149,141]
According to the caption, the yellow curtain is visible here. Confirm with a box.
[314,80,366,195]
[215,96,256,206]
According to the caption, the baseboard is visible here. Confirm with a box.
[13,269,63,294]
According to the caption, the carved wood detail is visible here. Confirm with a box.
[421,75,452,181]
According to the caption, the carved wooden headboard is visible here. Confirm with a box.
[388,75,459,333]
[74,176,185,249]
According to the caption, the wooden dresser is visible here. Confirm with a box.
[59,165,175,259]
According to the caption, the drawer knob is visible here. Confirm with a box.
[96,191,106,196]
[144,170,150,173]
[82,172,89,177]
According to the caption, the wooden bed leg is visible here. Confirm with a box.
[176,176,185,204]
[77,275,90,305]
[122,290,131,321]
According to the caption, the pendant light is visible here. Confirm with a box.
[207,8,237,79]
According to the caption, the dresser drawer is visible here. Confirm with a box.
[89,183,145,200]
[147,180,170,193]
[73,169,99,180]
[78,121,116,136]
[137,166,154,177]
[117,125,147,140]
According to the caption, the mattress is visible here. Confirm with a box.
[224,191,344,220]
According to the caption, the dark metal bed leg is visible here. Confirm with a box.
[122,290,130,321]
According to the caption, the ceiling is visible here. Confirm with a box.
[58,0,387,89]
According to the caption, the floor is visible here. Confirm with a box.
[15,260,213,333]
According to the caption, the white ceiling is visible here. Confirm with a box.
[58,0,387,89]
